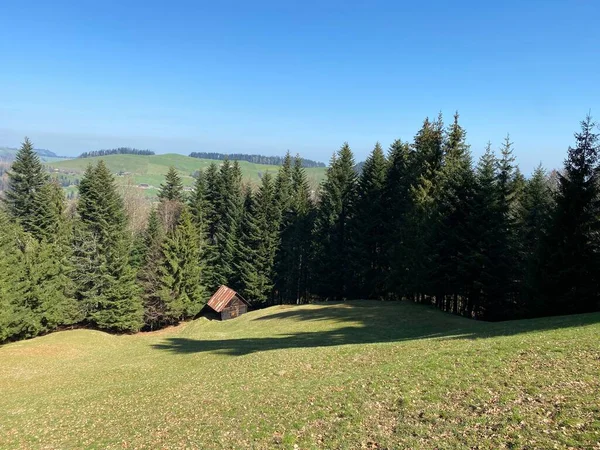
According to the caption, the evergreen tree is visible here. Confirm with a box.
[138,208,167,328]
[203,163,220,244]
[275,151,294,218]
[520,165,554,315]
[430,113,476,314]
[237,186,261,302]
[20,235,81,336]
[492,135,521,318]
[405,115,445,301]
[238,173,280,304]
[75,161,143,332]
[0,208,79,342]
[157,167,185,233]
[543,115,600,314]
[159,207,206,321]
[470,144,501,318]
[29,180,66,242]
[189,169,208,241]
[277,155,314,303]
[313,143,358,299]
[3,137,49,232]
[273,153,293,301]
[384,140,414,298]
[352,142,388,298]
[0,210,29,342]
[157,166,184,202]
[204,158,243,292]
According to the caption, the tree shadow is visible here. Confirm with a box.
[151,301,600,356]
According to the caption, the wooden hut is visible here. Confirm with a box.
[206,285,250,320]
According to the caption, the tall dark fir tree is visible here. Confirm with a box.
[430,113,476,314]
[313,143,358,299]
[519,165,554,315]
[157,166,185,202]
[352,142,388,298]
[3,137,49,233]
[238,173,280,304]
[74,161,143,332]
[384,139,414,298]
[543,115,600,314]
[159,207,206,321]
[158,166,185,233]
[277,155,314,303]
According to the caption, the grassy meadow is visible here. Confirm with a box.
[47,154,327,197]
[1,301,599,449]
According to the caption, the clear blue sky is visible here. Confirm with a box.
[1,0,598,172]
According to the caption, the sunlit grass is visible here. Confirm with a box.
[1,301,598,449]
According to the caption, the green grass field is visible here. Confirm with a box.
[1,301,599,449]
[48,154,327,196]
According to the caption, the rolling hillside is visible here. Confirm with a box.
[1,301,598,449]
[47,153,328,196]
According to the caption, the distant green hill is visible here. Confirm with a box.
[48,153,327,197]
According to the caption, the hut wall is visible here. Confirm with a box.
[220,297,248,320]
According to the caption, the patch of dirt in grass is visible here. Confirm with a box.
[137,322,187,336]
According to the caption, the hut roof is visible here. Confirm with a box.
[207,285,249,313]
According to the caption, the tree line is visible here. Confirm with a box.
[189,152,326,168]
[1,113,599,343]
[78,148,155,158]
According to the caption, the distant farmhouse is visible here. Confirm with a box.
[205,285,250,320]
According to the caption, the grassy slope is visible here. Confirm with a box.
[48,154,327,194]
[1,301,599,449]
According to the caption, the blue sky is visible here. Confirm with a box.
[0,0,598,172]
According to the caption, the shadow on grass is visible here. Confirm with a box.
[152,301,600,356]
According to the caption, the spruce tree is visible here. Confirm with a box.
[159,207,206,321]
[0,210,28,342]
[275,152,294,218]
[157,166,184,202]
[203,163,220,244]
[470,144,501,318]
[273,153,293,301]
[430,113,476,314]
[238,173,280,304]
[20,235,81,336]
[237,186,261,303]
[351,142,388,298]
[138,208,167,328]
[520,165,554,315]
[0,208,79,341]
[277,155,314,303]
[204,158,243,292]
[29,180,66,242]
[406,115,445,302]
[543,115,600,314]
[75,161,143,332]
[384,140,414,298]
[189,169,208,241]
[313,143,358,299]
[157,167,185,233]
[492,135,521,317]
[3,137,49,233]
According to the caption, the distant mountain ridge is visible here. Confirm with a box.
[0,146,66,162]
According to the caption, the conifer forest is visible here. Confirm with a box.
[1,113,600,343]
